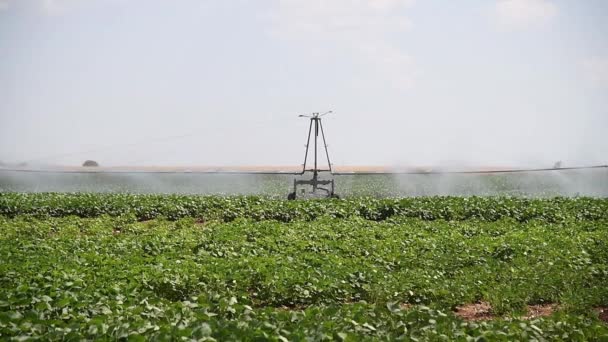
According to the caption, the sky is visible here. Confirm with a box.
[0,0,607,167]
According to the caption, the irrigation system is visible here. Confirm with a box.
[0,111,607,198]
[289,111,338,199]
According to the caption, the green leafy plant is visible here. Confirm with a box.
[0,194,607,340]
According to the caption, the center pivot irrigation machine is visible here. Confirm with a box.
[2,109,607,198]
[288,111,339,200]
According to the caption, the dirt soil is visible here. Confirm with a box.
[400,303,413,310]
[455,302,495,321]
[596,307,608,323]
[524,304,558,319]
[455,303,560,321]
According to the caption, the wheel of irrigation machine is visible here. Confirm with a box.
[287,192,296,200]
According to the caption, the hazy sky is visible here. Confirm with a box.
[1,0,607,167]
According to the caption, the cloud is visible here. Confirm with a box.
[0,0,84,14]
[494,0,557,30]
[42,0,66,14]
[269,0,417,90]
[40,0,85,15]
[271,0,414,41]
[583,56,608,86]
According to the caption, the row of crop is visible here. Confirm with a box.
[1,193,607,222]
[2,297,606,340]
[1,215,607,340]
[1,215,607,312]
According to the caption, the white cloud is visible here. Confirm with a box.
[41,0,85,15]
[0,0,84,14]
[583,56,608,86]
[271,0,414,41]
[269,0,417,90]
[494,0,557,30]
[42,0,65,14]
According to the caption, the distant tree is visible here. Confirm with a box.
[83,160,99,167]
[553,161,563,169]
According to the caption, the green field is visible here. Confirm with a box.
[1,194,607,340]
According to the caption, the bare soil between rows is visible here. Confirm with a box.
[454,302,560,321]
[596,307,608,323]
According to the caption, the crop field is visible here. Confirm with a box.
[1,167,607,197]
[1,194,607,340]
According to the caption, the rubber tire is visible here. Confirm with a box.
[287,192,296,200]
[330,193,340,199]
